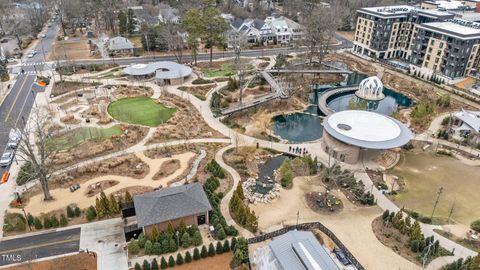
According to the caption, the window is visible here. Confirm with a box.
[428,47,432,53]
[430,39,435,45]
[435,57,439,63]
[437,51,441,56]
[439,42,443,48]
[426,54,431,61]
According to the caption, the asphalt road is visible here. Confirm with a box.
[0,228,81,266]
[0,23,59,175]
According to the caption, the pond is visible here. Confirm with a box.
[254,155,289,195]
[271,71,412,143]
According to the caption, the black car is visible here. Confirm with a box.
[333,247,351,265]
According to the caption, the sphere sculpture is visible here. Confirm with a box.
[355,76,385,101]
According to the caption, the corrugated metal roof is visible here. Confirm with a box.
[268,231,340,270]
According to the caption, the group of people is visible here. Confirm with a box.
[288,146,308,156]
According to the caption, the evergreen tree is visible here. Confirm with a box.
[43,216,52,229]
[185,251,192,263]
[151,258,159,270]
[134,263,142,270]
[59,214,68,227]
[27,213,34,226]
[127,8,134,35]
[161,239,169,254]
[181,232,191,248]
[231,237,237,251]
[410,221,423,241]
[167,222,174,235]
[160,257,168,269]
[192,230,203,246]
[178,220,187,234]
[382,210,390,221]
[142,259,151,270]
[86,206,97,221]
[128,239,140,255]
[208,243,215,257]
[216,241,223,254]
[95,197,104,218]
[67,206,75,218]
[109,194,120,215]
[217,227,226,240]
[138,232,146,248]
[153,242,161,255]
[145,240,153,255]
[118,10,127,35]
[99,192,110,217]
[169,238,177,252]
[233,248,244,266]
[51,215,59,227]
[193,247,200,260]
[176,253,184,265]
[125,191,133,203]
[223,240,230,252]
[201,245,208,258]
[74,206,81,217]
[33,217,43,230]
[151,226,160,243]
[168,256,175,267]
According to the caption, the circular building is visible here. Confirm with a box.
[123,61,192,85]
[321,110,412,164]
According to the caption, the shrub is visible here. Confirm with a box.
[74,207,81,217]
[142,259,150,270]
[185,251,192,263]
[168,238,177,252]
[217,227,226,240]
[216,241,223,254]
[15,219,26,231]
[128,239,140,255]
[208,243,215,257]
[192,230,203,246]
[168,255,175,267]
[176,253,184,265]
[67,206,75,218]
[192,78,213,85]
[138,232,146,248]
[50,215,59,227]
[27,213,34,226]
[471,219,480,233]
[223,240,230,252]
[16,162,33,186]
[181,232,191,248]
[160,257,168,269]
[201,245,208,258]
[153,242,161,255]
[60,214,68,227]
[134,263,141,270]
[33,217,43,230]
[43,216,52,229]
[151,258,159,270]
[193,247,200,260]
[86,206,97,221]
[145,240,153,255]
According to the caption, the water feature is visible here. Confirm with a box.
[271,71,412,142]
[254,155,289,195]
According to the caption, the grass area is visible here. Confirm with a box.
[202,63,234,77]
[434,229,480,252]
[389,151,480,226]
[108,97,176,127]
[48,126,123,151]
[6,252,97,270]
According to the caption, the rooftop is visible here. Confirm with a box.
[133,183,212,228]
[324,110,412,149]
[453,109,480,132]
[358,5,415,18]
[268,230,340,270]
[108,36,134,51]
[123,61,192,80]
[419,19,480,39]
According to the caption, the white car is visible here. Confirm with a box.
[7,128,21,149]
[40,34,46,38]
[0,151,14,167]
[6,58,17,63]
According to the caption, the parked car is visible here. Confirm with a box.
[6,58,17,63]
[333,247,351,265]
[0,38,7,43]
[7,128,21,149]
[40,34,46,38]
[0,151,14,167]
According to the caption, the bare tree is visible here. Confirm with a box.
[16,108,57,201]
[164,24,185,63]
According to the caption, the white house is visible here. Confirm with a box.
[451,109,480,144]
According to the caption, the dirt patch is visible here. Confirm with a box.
[112,84,153,99]
[4,252,97,270]
[366,169,388,190]
[152,159,181,180]
[178,84,215,99]
[148,92,225,143]
[114,186,154,198]
[48,33,93,61]
[169,252,232,270]
[60,114,81,125]
[85,180,119,197]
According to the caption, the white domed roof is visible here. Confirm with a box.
[358,76,384,98]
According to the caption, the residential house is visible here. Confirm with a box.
[159,5,180,24]
[108,36,134,56]
[132,183,212,236]
[253,230,341,270]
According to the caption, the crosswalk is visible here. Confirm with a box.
[21,62,48,67]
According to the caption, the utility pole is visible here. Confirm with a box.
[296,211,299,229]
[447,200,456,224]
[430,187,444,221]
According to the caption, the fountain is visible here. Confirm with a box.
[355,76,385,101]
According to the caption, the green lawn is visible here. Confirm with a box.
[49,126,123,151]
[107,97,176,127]
[202,63,234,77]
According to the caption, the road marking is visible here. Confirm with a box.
[4,75,32,123]
[0,236,80,254]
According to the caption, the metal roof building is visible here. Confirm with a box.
[123,61,192,84]
[254,230,341,270]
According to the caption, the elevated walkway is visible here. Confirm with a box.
[265,69,352,74]
[318,85,358,116]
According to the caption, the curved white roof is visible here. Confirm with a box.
[453,110,480,132]
[324,110,412,149]
[123,61,192,80]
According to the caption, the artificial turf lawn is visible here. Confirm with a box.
[49,126,123,151]
[107,97,176,127]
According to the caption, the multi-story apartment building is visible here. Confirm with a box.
[353,5,480,82]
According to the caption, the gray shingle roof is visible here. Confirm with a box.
[108,36,134,51]
[269,230,340,270]
[133,183,212,228]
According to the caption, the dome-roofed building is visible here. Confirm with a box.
[123,61,192,85]
[321,110,412,164]
[355,76,385,101]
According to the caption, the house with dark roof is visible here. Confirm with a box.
[132,183,212,236]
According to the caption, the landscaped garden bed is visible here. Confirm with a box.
[52,80,102,97]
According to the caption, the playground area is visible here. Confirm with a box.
[388,151,480,226]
